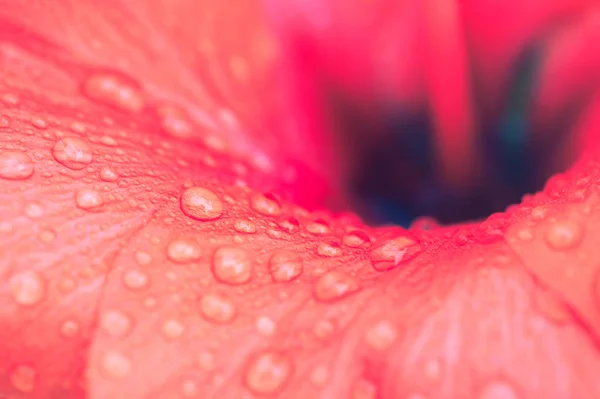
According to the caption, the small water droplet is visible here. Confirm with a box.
[60,319,80,338]
[39,229,57,243]
[370,232,422,271]
[317,241,342,257]
[243,350,293,395]
[10,365,36,393]
[313,270,360,302]
[212,246,253,285]
[122,269,150,291]
[250,193,281,216]
[306,220,331,235]
[75,188,104,210]
[309,365,329,386]
[162,319,185,339]
[199,292,236,323]
[269,251,303,282]
[0,151,34,180]
[167,236,202,263]
[544,220,584,250]
[364,320,397,350]
[255,316,276,336]
[157,104,194,139]
[234,219,257,234]
[100,166,119,182]
[10,271,46,306]
[134,251,152,266]
[30,116,48,129]
[24,202,44,219]
[101,350,132,379]
[478,380,520,399]
[342,230,370,247]
[180,187,223,220]
[100,310,133,337]
[279,217,300,233]
[82,72,145,113]
[313,319,335,340]
[52,137,93,170]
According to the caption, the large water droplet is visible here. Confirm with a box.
[370,232,422,271]
[243,350,293,395]
[0,151,34,180]
[100,310,133,337]
[544,220,584,250]
[52,137,93,170]
[342,230,371,248]
[24,202,44,219]
[234,219,257,234]
[306,220,331,235]
[10,365,36,393]
[269,251,303,282]
[364,320,397,350]
[255,316,276,336]
[82,72,145,113]
[122,269,150,291]
[180,187,223,220]
[313,270,360,302]
[167,236,202,263]
[250,193,281,216]
[199,292,236,323]
[10,271,46,306]
[212,246,253,285]
[100,350,132,379]
[75,188,104,210]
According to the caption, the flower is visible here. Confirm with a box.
[1,0,600,398]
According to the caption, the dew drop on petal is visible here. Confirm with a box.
[306,220,331,235]
[478,380,520,399]
[310,365,329,386]
[100,166,119,182]
[10,271,46,306]
[255,316,276,336]
[52,137,93,170]
[24,202,44,219]
[10,365,36,393]
[157,104,194,139]
[370,232,422,271]
[250,193,281,216]
[234,219,257,234]
[134,251,153,266]
[269,251,303,282]
[162,319,185,339]
[342,230,371,247]
[167,236,202,263]
[317,241,342,257]
[0,151,34,180]
[101,351,132,379]
[199,292,236,323]
[313,319,335,340]
[364,320,398,350]
[544,220,584,250]
[82,72,145,113]
[60,320,80,338]
[39,229,57,243]
[122,269,150,291]
[100,310,133,337]
[75,189,104,210]
[212,246,253,285]
[243,350,293,395]
[180,187,223,220]
[313,270,360,302]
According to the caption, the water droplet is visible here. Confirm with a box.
[255,316,276,336]
[243,350,293,395]
[250,193,281,216]
[478,380,519,399]
[75,188,104,210]
[134,251,152,266]
[157,104,194,139]
[269,251,303,282]
[101,350,132,379]
[306,220,331,235]
[313,319,335,340]
[181,380,198,397]
[31,116,48,129]
[180,187,223,220]
[100,310,133,337]
[39,229,57,243]
[52,137,93,170]
[0,151,34,180]
[10,271,46,306]
[279,217,300,233]
[167,236,202,263]
[162,319,185,339]
[100,166,119,182]
[544,220,584,250]
[197,350,215,371]
[10,365,36,393]
[313,270,360,302]
[199,292,236,323]
[122,269,150,291]
[24,202,44,219]
[60,320,80,338]
[317,241,342,257]
[309,365,329,386]
[82,72,145,113]
[364,320,397,350]
[212,246,253,285]
[342,230,370,247]
[370,232,422,271]
[234,219,257,234]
